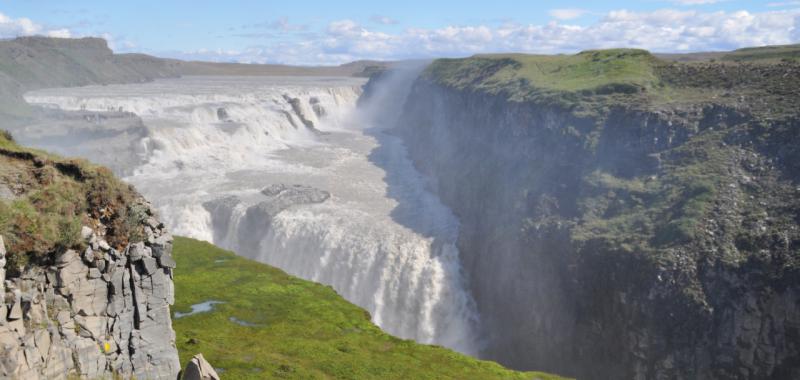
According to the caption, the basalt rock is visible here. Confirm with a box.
[0,204,180,379]
[389,71,800,379]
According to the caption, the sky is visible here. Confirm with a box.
[0,1,799,65]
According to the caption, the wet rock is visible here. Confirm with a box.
[216,107,230,122]
[283,95,318,130]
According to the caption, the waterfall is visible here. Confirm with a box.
[23,74,481,355]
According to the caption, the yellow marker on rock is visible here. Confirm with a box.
[104,342,111,353]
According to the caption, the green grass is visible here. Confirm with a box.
[721,44,800,62]
[424,47,800,122]
[0,131,146,275]
[172,237,569,380]
[425,49,661,99]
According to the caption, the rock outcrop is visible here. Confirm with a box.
[204,183,330,257]
[0,203,180,379]
[181,353,220,380]
[283,94,322,131]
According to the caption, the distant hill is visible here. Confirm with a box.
[655,43,800,62]
[0,36,181,121]
[0,36,389,124]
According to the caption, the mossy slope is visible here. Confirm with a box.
[172,237,568,380]
[0,131,147,276]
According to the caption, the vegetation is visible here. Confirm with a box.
[427,49,659,96]
[172,237,569,380]
[0,130,145,276]
[425,45,800,121]
[720,44,800,63]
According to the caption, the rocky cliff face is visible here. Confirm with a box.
[388,61,800,379]
[0,204,180,379]
[0,132,181,379]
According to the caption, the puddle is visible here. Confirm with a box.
[229,316,261,327]
[174,300,225,318]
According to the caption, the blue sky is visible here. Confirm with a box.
[1,1,798,65]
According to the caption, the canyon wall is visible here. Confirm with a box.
[388,71,800,379]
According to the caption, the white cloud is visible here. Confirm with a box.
[0,12,72,38]
[46,28,72,38]
[327,19,364,37]
[549,8,588,20]
[172,8,800,65]
[241,17,308,32]
[371,15,399,25]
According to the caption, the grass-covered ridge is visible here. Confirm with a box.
[427,49,659,97]
[424,46,800,120]
[172,237,569,380]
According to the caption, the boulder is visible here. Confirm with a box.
[182,353,220,380]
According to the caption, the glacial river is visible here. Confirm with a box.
[23,75,480,355]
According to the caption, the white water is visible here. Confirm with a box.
[25,75,480,354]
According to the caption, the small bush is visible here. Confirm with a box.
[83,166,139,248]
[0,129,14,142]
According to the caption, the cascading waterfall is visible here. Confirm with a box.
[23,74,481,354]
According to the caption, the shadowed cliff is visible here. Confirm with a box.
[367,45,800,379]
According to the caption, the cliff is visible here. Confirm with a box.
[0,133,180,378]
[386,47,800,379]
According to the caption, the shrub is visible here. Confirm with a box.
[0,129,13,142]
